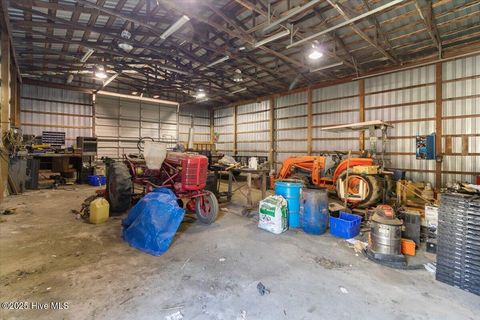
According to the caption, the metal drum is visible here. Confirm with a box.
[370,221,402,255]
[275,180,303,228]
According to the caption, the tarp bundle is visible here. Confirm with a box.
[122,188,185,256]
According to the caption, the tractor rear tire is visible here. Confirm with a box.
[336,172,382,209]
[195,191,219,224]
[107,162,132,214]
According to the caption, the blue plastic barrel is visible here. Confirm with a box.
[302,188,329,235]
[275,180,303,228]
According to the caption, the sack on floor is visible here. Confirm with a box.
[258,195,288,234]
[122,188,185,256]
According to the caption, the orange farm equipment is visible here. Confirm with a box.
[277,121,394,208]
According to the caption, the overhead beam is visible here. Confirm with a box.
[325,1,399,64]
[414,0,442,58]
[287,0,405,49]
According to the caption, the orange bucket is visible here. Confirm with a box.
[401,238,416,256]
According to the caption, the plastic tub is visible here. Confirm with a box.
[274,180,302,228]
[88,175,106,186]
[329,212,362,239]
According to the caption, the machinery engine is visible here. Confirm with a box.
[164,152,208,192]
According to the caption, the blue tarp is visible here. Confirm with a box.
[122,188,185,256]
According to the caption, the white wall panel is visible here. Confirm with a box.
[441,55,480,184]
[20,85,93,144]
[95,95,178,159]
[312,82,360,153]
[214,106,234,154]
[366,64,436,184]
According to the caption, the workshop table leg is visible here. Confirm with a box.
[261,172,266,200]
[227,172,233,201]
[246,173,253,209]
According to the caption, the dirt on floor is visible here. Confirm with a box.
[0,184,479,320]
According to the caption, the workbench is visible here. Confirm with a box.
[27,153,93,187]
[232,168,269,215]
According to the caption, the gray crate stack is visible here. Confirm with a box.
[436,193,480,296]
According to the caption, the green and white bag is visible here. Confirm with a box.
[258,195,288,234]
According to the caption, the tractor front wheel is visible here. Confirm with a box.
[107,162,132,214]
[336,172,382,209]
[195,191,219,224]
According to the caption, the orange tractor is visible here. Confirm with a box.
[277,121,393,208]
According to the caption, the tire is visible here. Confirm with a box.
[107,162,132,214]
[336,172,382,209]
[195,191,219,224]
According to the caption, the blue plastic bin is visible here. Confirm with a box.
[329,212,362,239]
[88,175,106,186]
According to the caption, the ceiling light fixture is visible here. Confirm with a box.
[233,69,243,82]
[66,74,74,84]
[253,29,290,48]
[118,29,133,51]
[132,91,139,95]
[308,49,323,60]
[153,95,160,99]
[94,65,108,79]
[207,55,230,68]
[195,89,206,100]
[80,48,94,63]
[310,62,344,73]
[160,15,190,40]
[308,42,323,60]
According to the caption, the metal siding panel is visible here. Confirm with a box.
[443,55,480,81]
[441,54,480,184]
[20,84,93,143]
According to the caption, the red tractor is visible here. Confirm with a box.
[106,140,218,224]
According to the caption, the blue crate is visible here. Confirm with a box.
[88,175,106,186]
[330,212,362,239]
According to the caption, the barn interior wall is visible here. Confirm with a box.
[214,54,480,185]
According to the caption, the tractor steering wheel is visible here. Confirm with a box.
[137,137,155,152]
[332,151,345,163]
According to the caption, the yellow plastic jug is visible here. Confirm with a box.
[89,197,110,224]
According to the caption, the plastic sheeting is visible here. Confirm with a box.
[122,188,185,256]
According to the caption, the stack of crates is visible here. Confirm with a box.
[436,193,480,296]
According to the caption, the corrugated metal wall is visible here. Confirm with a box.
[213,106,234,154]
[275,92,308,168]
[94,95,178,159]
[442,55,480,183]
[312,82,360,154]
[178,107,211,145]
[365,65,437,183]
[21,84,93,144]
[236,100,269,158]
[211,54,479,185]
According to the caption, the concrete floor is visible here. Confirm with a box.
[0,185,479,320]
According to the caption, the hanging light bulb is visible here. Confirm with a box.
[118,28,133,51]
[233,69,243,82]
[94,65,108,79]
[308,43,323,60]
[196,89,206,100]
